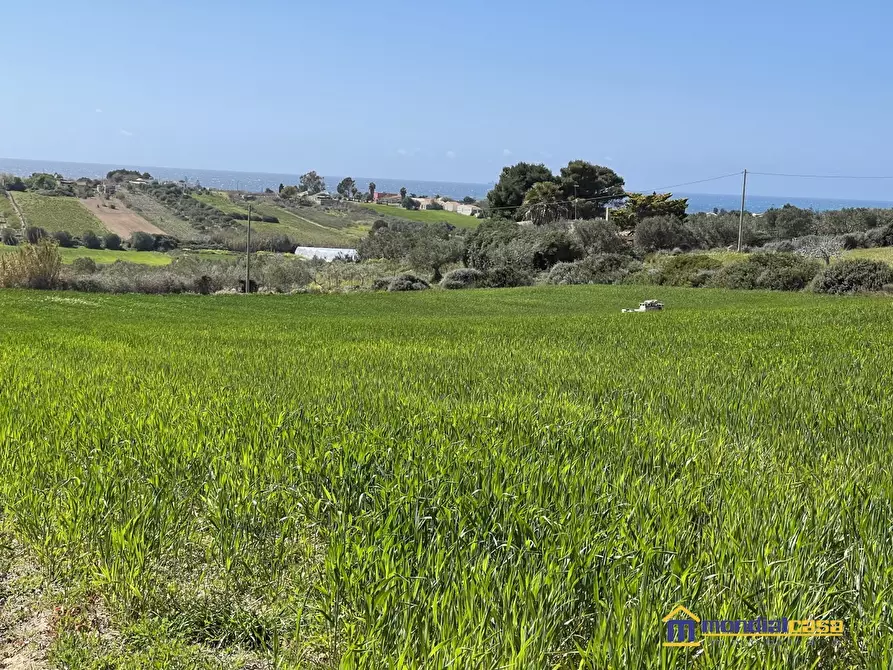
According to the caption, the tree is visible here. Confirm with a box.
[278,183,284,194]
[25,227,47,244]
[462,196,476,205]
[103,232,123,250]
[487,162,556,220]
[763,204,816,239]
[368,182,376,201]
[299,171,326,195]
[280,185,299,199]
[521,181,568,225]
[611,192,688,230]
[0,174,26,192]
[82,231,102,249]
[408,235,463,282]
[559,160,625,218]
[400,187,407,200]
[337,177,357,200]
[796,235,844,265]
[25,173,58,191]
[130,231,155,251]
[571,220,628,255]
[52,230,74,248]
[402,196,420,210]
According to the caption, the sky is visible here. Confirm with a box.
[5,0,893,199]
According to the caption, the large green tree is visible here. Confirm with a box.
[337,177,358,199]
[487,163,556,219]
[368,182,376,201]
[611,192,688,229]
[559,161,625,218]
[299,171,326,195]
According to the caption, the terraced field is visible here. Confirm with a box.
[0,193,21,230]
[10,192,108,235]
[194,192,364,247]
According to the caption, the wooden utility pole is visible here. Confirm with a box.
[737,169,748,252]
[245,203,251,293]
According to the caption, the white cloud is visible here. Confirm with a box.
[446,150,456,159]
[119,129,133,136]
[95,108,103,113]
[503,149,512,156]
[397,148,408,155]
[604,155,614,161]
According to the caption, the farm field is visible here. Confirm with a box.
[845,246,893,263]
[81,197,166,237]
[10,192,108,235]
[0,245,172,265]
[363,202,483,228]
[0,194,20,229]
[1,285,892,667]
[116,188,195,240]
[193,192,365,247]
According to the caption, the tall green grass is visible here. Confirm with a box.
[11,192,108,234]
[0,285,891,667]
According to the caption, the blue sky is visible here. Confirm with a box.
[5,0,893,198]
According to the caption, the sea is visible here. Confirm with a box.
[4,157,893,214]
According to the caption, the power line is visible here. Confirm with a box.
[642,171,744,193]
[749,171,893,180]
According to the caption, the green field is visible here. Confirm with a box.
[1,285,892,666]
[0,194,20,229]
[10,192,108,235]
[363,202,483,228]
[845,246,893,263]
[118,188,195,240]
[0,245,173,266]
[193,192,365,247]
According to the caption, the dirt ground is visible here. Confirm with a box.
[80,198,167,237]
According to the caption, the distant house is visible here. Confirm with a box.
[374,192,402,204]
[312,191,334,205]
[456,203,482,216]
[440,200,460,212]
[128,178,152,187]
[97,182,117,197]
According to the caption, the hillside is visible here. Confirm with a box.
[10,192,108,234]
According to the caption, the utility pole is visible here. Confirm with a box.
[737,169,748,252]
[245,204,251,294]
[573,184,579,220]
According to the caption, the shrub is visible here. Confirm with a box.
[440,267,485,289]
[71,257,98,274]
[547,253,642,285]
[655,254,722,287]
[388,273,430,291]
[1,228,17,246]
[0,239,62,289]
[103,233,123,250]
[82,230,102,249]
[635,216,695,252]
[371,219,388,232]
[371,277,392,291]
[709,253,820,291]
[810,259,893,294]
[266,234,295,253]
[152,234,179,252]
[25,227,47,244]
[260,256,311,291]
[571,219,628,255]
[482,265,534,288]
[52,230,75,248]
[130,231,155,251]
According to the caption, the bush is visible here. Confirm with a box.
[655,254,722,287]
[25,227,47,244]
[440,267,485,289]
[103,233,123,250]
[709,252,820,291]
[1,228,17,246]
[71,257,98,274]
[635,216,695,252]
[52,230,74,248]
[0,239,62,289]
[130,231,155,251]
[810,259,893,294]
[266,234,295,253]
[82,230,102,249]
[387,273,429,291]
[481,265,534,288]
[547,253,642,285]
[571,219,628,255]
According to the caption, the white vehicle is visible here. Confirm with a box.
[622,300,664,313]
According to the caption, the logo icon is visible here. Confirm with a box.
[663,605,701,647]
